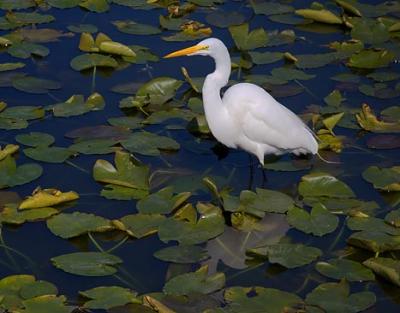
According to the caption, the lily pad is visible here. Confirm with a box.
[51,252,122,276]
[205,11,245,28]
[16,132,55,147]
[0,156,42,189]
[316,259,375,281]
[305,280,376,313]
[154,245,208,263]
[363,257,400,287]
[299,172,355,198]
[114,213,165,238]
[19,188,78,209]
[229,23,267,50]
[362,166,400,191]
[347,216,400,235]
[348,49,395,69]
[80,286,138,309]
[47,212,113,239]
[12,77,61,94]
[70,53,118,71]
[347,230,400,253]
[79,0,109,13]
[287,203,339,236]
[137,187,190,214]
[163,265,225,296]
[7,42,49,59]
[51,93,105,117]
[112,20,161,35]
[21,295,70,313]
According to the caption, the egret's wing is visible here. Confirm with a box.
[224,83,315,151]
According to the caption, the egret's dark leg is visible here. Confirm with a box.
[248,154,254,190]
[260,164,268,187]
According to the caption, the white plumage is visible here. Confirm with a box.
[165,38,318,164]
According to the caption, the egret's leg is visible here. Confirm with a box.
[260,164,268,187]
[248,154,254,190]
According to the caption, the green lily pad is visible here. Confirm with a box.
[0,0,36,10]
[19,281,58,299]
[159,15,187,31]
[316,259,375,281]
[154,245,208,263]
[12,77,61,94]
[305,280,376,313]
[107,116,142,129]
[79,0,109,13]
[121,131,180,156]
[70,53,118,71]
[0,274,35,310]
[220,286,303,313]
[0,156,42,189]
[134,77,183,106]
[101,184,148,201]
[362,166,400,191]
[123,45,159,64]
[351,19,390,45]
[163,265,225,296]
[287,203,339,236]
[248,51,283,65]
[114,213,165,238]
[51,93,105,117]
[80,286,138,309]
[47,212,113,239]
[271,67,315,81]
[248,243,322,268]
[385,210,400,228]
[0,206,58,225]
[21,295,70,313]
[367,71,400,82]
[348,49,395,69]
[93,151,149,190]
[295,52,338,69]
[16,132,55,147]
[67,23,98,33]
[7,42,49,59]
[158,203,225,245]
[363,257,400,287]
[48,0,80,9]
[251,1,294,16]
[137,187,190,214]
[112,20,161,35]
[266,29,296,47]
[23,146,73,163]
[299,172,355,198]
[0,105,44,120]
[0,62,25,72]
[347,217,400,235]
[229,23,267,50]
[347,230,400,253]
[51,252,122,276]
[359,83,400,99]
[295,9,342,24]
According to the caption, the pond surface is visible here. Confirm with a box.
[0,0,400,312]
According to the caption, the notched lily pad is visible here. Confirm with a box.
[316,258,375,281]
[154,245,209,263]
[19,188,79,209]
[364,257,400,287]
[80,286,138,309]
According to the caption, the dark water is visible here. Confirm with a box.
[1,0,400,312]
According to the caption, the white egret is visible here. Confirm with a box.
[164,38,318,165]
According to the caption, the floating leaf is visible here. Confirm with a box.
[12,77,61,94]
[298,172,355,198]
[351,19,390,45]
[114,213,165,238]
[158,203,225,245]
[316,259,375,281]
[221,286,303,313]
[385,210,400,228]
[305,280,376,313]
[0,62,25,72]
[80,286,138,309]
[347,216,400,235]
[21,295,70,313]
[0,144,19,161]
[70,53,118,71]
[69,139,119,155]
[0,156,42,189]
[0,105,44,120]
[16,132,55,147]
[48,0,80,9]
[134,77,183,106]
[347,230,400,253]
[23,146,73,163]
[348,49,395,69]
[205,11,245,28]
[362,166,400,191]
[249,243,322,268]
[121,131,180,156]
[163,265,225,296]
[19,188,78,209]
[229,23,267,50]
[295,9,342,24]
[356,104,400,133]
[51,93,105,117]
[363,257,400,287]
[7,42,49,59]
[79,0,109,13]
[0,206,58,225]
[19,280,58,299]
[137,187,190,214]
[251,2,294,16]
[287,203,339,236]
[248,51,283,65]
[47,212,112,239]
[51,252,122,276]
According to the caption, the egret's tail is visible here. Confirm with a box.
[316,152,341,164]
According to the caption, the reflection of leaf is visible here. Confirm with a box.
[163,265,225,296]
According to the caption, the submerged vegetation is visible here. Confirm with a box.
[0,0,400,312]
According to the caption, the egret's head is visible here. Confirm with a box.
[164,38,225,59]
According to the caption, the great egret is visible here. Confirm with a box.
[164,38,318,165]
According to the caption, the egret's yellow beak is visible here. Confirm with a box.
[163,44,208,58]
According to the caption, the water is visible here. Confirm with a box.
[1,0,400,312]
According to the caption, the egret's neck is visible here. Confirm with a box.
[201,45,236,147]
